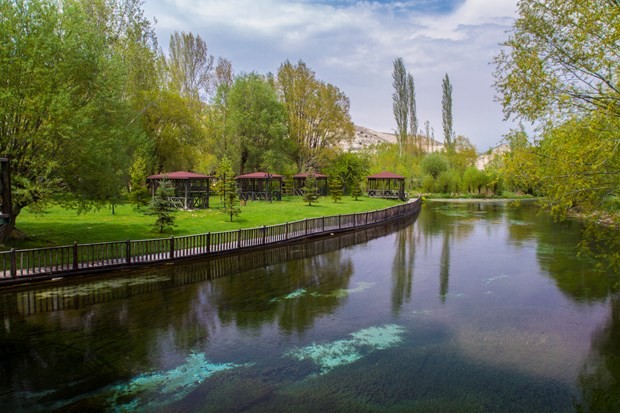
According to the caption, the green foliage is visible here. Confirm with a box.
[329,177,344,203]
[167,31,214,101]
[146,179,177,233]
[226,72,288,173]
[128,156,150,211]
[420,153,449,180]
[0,0,157,240]
[221,171,241,222]
[277,60,355,171]
[351,179,363,200]
[462,167,487,194]
[326,152,370,195]
[436,169,461,195]
[494,0,620,122]
[302,172,320,206]
[441,73,454,149]
[448,135,477,173]
[214,156,235,202]
[421,175,436,193]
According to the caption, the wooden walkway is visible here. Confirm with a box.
[0,198,421,286]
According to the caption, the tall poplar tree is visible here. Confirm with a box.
[407,73,418,152]
[392,57,408,155]
[441,73,454,150]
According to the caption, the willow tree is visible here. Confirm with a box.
[494,0,620,221]
[0,0,155,241]
[277,60,355,172]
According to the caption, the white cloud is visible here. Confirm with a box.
[143,0,519,150]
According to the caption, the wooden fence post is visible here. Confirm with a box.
[338,214,341,229]
[73,242,79,270]
[207,233,211,254]
[126,240,131,264]
[170,236,175,259]
[10,248,16,278]
[237,229,242,249]
[285,222,289,240]
[305,218,308,235]
[262,226,267,245]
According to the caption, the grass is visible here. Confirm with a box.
[5,196,404,250]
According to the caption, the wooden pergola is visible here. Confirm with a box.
[367,171,407,201]
[235,172,283,201]
[147,171,212,209]
[292,172,328,196]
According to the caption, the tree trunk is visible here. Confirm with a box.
[0,213,18,244]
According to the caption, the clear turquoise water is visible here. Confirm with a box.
[1,201,618,412]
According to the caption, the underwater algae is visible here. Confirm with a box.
[106,352,251,411]
[286,324,406,375]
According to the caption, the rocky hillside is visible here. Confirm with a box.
[346,125,444,152]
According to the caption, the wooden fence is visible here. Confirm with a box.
[0,197,421,285]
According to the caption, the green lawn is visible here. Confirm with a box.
[6,196,405,250]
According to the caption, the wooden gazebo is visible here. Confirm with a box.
[147,171,212,209]
[235,172,283,201]
[292,172,328,196]
[367,171,406,201]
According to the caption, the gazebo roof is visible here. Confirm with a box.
[148,171,213,180]
[367,171,405,180]
[293,172,328,179]
[235,172,284,179]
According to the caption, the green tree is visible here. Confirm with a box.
[437,169,461,195]
[167,31,214,101]
[392,57,409,155]
[0,0,154,241]
[462,166,488,195]
[448,135,478,174]
[147,179,177,233]
[222,174,241,222]
[494,0,620,224]
[407,72,419,153]
[420,153,449,180]
[494,0,620,123]
[128,156,151,210]
[441,73,454,150]
[277,60,355,171]
[214,156,235,203]
[326,152,370,195]
[302,171,320,206]
[329,177,344,203]
[227,72,288,174]
[351,179,364,201]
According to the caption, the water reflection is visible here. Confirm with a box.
[391,225,416,314]
[0,214,421,410]
[2,202,620,412]
[577,294,620,412]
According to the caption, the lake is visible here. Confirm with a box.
[1,200,618,412]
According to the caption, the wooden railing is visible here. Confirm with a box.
[0,197,421,284]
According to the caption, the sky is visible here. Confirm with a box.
[142,0,519,151]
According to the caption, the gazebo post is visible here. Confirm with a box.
[184,180,189,209]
